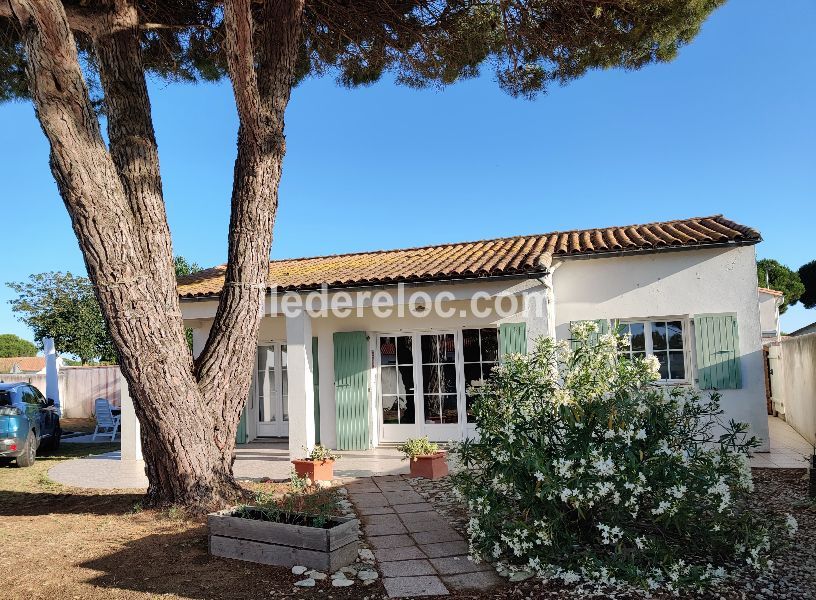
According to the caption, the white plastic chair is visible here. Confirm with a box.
[92,398,121,441]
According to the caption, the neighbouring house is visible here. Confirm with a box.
[0,355,63,375]
[758,287,784,342]
[176,214,770,458]
[789,321,816,337]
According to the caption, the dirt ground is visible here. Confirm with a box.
[0,445,813,599]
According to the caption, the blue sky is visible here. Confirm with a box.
[0,0,813,344]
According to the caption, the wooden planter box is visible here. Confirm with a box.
[208,507,359,571]
[409,452,448,479]
[291,458,335,481]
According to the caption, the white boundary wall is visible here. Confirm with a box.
[771,334,816,446]
[0,365,121,418]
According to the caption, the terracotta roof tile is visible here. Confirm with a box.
[0,356,45,373]
[758,287,784,297]
[178,214,761,298]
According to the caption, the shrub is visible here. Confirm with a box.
[303,444,340,462]
[397,436,440,461]
[452,322,794,592]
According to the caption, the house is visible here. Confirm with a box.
[179,214,771,457]
[757,287,784,341]
[0,356,58,374]
[789,321,816,337]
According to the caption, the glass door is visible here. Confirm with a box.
[256,344,289,437]
[461,328,499,439]
[419,332,460,441]
[378,335,418,442]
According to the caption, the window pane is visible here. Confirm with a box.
[462,329,481,363]
[280,344,287,367]
[397,336,413,365]
[669,351,685,380]
[439,334,456,363]
[652,322,667,350]
[399,394,416,424]
[464,363,483,390]
[258,346,270,370]
[656,352,669,379]
[381,366,398,395]
[423,365,440,394]
[668,321,684,349]
[441,395,458,424]
[380,337,397,365]
[482,362,496,382]
[441,364,457,394]
[424,394,441,424]
[466,395,477,423]
[281,364,288,421]
[397,366,414,395]
[630,323,646,351]
[480,329,499,362]
[382,396,399,424]
[421,334,439,364]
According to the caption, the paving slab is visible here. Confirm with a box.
[442,571,503,590]
[420,540,470,558]
[412,528,466,545]
[345,481,381,493]
[366,534,415,549]
[399,511,450,533]
[380,559,437,577]
[373,545,428,562]
[363,513,402,527]
[430,556,493,575]
[351,492,390,507]
[365,521,408,536]
[383,490,427,505]
[383,575,449,598]
[357,504,396,516]
[392,502,435,514]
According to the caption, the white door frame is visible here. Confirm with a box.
[375,333,420,443]
[256,342,289,438]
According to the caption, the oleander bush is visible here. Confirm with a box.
[452,322,795,592]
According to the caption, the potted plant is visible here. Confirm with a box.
[291,444,340,482]
[209,481,359,570]
[397,437,448,479]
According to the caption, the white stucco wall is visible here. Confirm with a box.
[758,290,782,339]
[772,334,816,446]
[553,245,769,450]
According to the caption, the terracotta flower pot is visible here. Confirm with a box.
[408,452,448,479]
[292,458,335,482]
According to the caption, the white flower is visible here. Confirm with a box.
[785,514,798,536]
[634,428,647,440]
[644,355,661,379]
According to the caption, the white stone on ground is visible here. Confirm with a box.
[291,566,307,575]
[358,548,375,562]
[294,578,315,587]
[332,578,355,587]
[358,569,379,581]
[305,570,327,581]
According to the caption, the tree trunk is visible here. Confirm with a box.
[10,0,304,510]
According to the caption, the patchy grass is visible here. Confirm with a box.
[60,417,96,434]
[0,445,381,599]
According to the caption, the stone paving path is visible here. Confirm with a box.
[346,475,502,598]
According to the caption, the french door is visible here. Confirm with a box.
[377,328,499,443]
[256,343,289,437]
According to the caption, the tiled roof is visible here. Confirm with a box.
[0,356,45,373]
[178,214,760,298]
[758,287,784,297]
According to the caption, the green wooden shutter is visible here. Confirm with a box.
[334,331,370,450]
[312,336,321,445]
[694,314,742,389]
[235,403,248,445]
[569,319,609,349]
[499,322,527,361]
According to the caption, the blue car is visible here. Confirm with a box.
[0,382,61,467]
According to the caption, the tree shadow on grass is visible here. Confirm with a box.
[0,489,142,516]
[79,528,318,600]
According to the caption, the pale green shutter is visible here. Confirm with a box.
[499,322,527,361]
[334,331,370,450]
[569,319,609,349]
[694,314,742,389]
[235,403,248,445]
[312,336,320,445]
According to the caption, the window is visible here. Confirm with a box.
[619,320,686,381]
[21,387,40,405]
[257,344,289,424]
[462,328,498,423]
[379,336,415,424]
[420,333,458,424]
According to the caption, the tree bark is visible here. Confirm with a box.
[10,0,304,510]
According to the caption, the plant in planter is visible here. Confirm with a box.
[209,476,359,570]
[398,437,448,479]
[291,444,340,482]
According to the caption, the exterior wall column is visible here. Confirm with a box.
[523,274,555,348]
[286,308,316,461]
[120,371,143,462]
